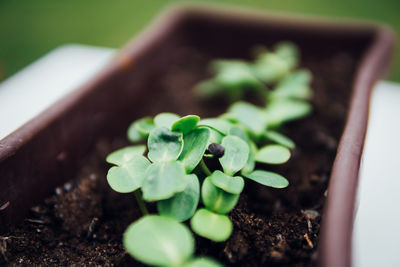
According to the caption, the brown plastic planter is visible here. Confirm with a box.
[0,4,394,267]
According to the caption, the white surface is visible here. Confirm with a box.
[353,80,400,267]
[0,45,399,266]
[0,44,116,140]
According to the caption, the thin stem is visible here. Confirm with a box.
[200,159,212,177]
[134,190,148,215]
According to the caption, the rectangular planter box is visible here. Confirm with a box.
[0,4,394,267]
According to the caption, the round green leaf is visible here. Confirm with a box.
[198,118,233,135]
[255,144,290,164]
[142,161,187,201]
[263,130,295,149]
[194,79,224,99]
[274,41,299,69]
[212,60,264,93]
[171,115,200,134]
[264,99,312,126]
[229,127,256,174]
[207,129,223,146]
[185,257,223,267]
[219,135,249,175]
[202,177,239,214]
[154,112,180,128]
[228,102,267,135]
[252,52,290,83]
[270,70,312,100]
[147,127,184,163]
[135,117,156,136]
[106,155,150,193]
[178,128,210,173]
[242,142,257,174]
[124,215,194,266]
[229,126,250,143]
[243,170,289,188]
[219,113,239,123]
[127,122,143,143]
[157,174,200,222]
[209,170,244,195]
[106,145,146,166]
[190,209,233,242]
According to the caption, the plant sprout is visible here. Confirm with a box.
[105,41,313,266]
[195,42,311,108]
[124,215,222,267]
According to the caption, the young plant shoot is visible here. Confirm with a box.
[105,42,313,266]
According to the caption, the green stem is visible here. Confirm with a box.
[200,159,212,177]
[134,190,148,215]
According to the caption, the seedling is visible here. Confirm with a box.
[195,42,309,104]
[105,42,313,266]
[124,215,222,267]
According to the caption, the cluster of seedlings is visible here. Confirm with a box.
[105,42,313,266]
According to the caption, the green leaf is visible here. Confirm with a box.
[243,170,289,188]
[264,99,312,126]
[202,177,239,214]
[263,131,295,149]
[135,117,156,137]
[274,41,299,69]
[127,121,143,143]
[185,257,223,267]
[252,52,290,83]
[242,142,257,174]
[194,79,224,99]
[228,126,250,143]
[172,115,200,134]
[212,60,265,92]
[178,128,210,173]
[106,145,146,166]
[228,102,267,135]
[229,126,256,174]
[207,129,223,146]
[219,135,249,175]
[190,209,233,242]
[124,215,194,266]
[157,174,200,222]
[142,161,187,201]
[210,170,244,195]
[270,70,312,100]
[255,144,291,164]
[154,112,180,128]
[198,118,233,135]
[106,155,150,193]
[219,113,239,123]
[147,127,184,163]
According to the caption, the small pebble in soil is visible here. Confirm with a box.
[89,173,98,181]
[303,209,320,220]
[270,250,284,261]
[0,201,10,211]
[87,217,100,239]
[55,187,63,196]
[64,182,73,192]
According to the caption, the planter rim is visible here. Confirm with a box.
[319,18,395,267]
[0,4,395,267]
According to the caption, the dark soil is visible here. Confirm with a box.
[0,45,355,266]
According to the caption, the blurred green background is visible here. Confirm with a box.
[0,0,399,81]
